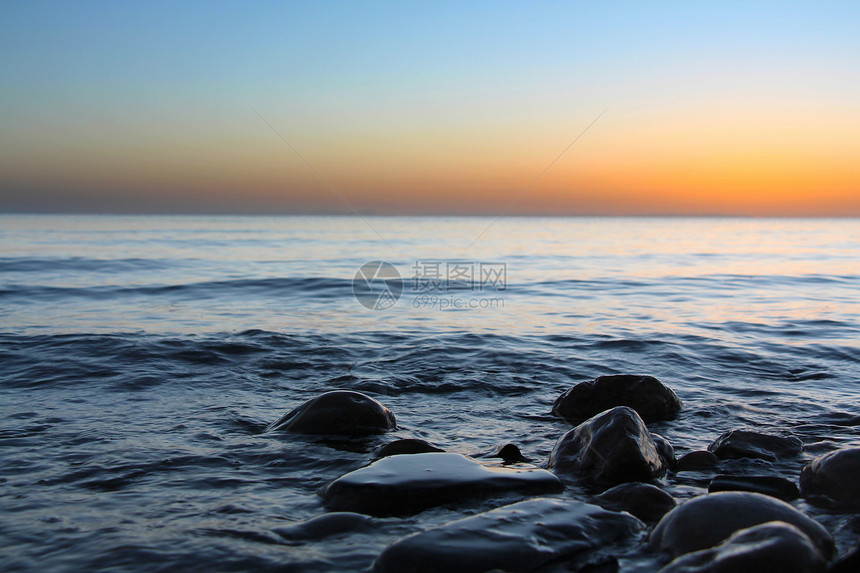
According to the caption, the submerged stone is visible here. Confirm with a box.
[708,475,799,501]
[476,443,530,463]
[593,482,677,522]
[650,492,834,560]
[373,498,644,573]
[320,452,563,517]
[273,512,375,541]
[677,450,721,472]
[707,430,803,461]
[800,447,860,508]
[547,406,667,485]
[659,521,826,573]
[552,374,682,422]
[268,390,395,436]
[373,438,443,459]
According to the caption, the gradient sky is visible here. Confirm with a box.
[1,1,858,215]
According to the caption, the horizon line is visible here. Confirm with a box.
[2,210,860,220]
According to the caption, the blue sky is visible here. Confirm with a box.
[2,1,858,214]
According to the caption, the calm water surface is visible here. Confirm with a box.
[1,215,859,571]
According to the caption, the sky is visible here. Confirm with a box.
[1,1,858,216]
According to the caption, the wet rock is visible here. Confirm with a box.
[321,452,563,517]
[829,541,860,573]
[593,482,677,522]
[653,433,677,469]
[268,390,395,436]
[707,430,803,461]
[574,556,620,573]
[273,512,375,541]
[799,447,860,508]
[373,498,644,573]
[658,521,826,573]
[373,438,443,459]
[476,443,530,463]
[547,406,667,485]
[650,491,834,559]
[677,450,720,472]
[552,374,682,422]
[708,475,799,500]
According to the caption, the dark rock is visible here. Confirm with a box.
[273,512,375,541]
[268,390,395,436]
[677,451,720,472]
[650,492,834,559]
[829,541,860,573]
[552,374,682,422]
[373,438,443,459]
[593,482,677,522]
[653,433,677,469]
[846,515,860,534]
[800,447,860,508]
[547,406,667,485]
[708,475,799,500]
[321,452,563,517]
[476,443,530,463]
[373,498,644,573]
[707,430,803,461]
[658,521,826,573]
[575,556,620,573]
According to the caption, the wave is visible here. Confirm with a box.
[0,277,354,301]
[0,257,176,273]
[3,271,857,303]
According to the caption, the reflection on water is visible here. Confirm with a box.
[1,215,858,339]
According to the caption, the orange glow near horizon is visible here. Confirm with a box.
[4,91,857,216]
[3,105,858,216]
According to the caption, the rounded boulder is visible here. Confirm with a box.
[800,447,860,508]
[373,438,443,459]
[650,491,834,560]
[658,521,826,573]
[552,374,682,422]
[268,390,396,435]
[593,482,677,522]
[707,430,802,461]
[547,406,667,485]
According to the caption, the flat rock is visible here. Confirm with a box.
[593,482,677,522]
[658,521,826,573]
[650,492,834,559]
[677,450,720,472]
[373,498,644,573]
[268,390,395,435]
[708,475,799,500]
[547,406,667,485]
[321,452,563,517]
[707,430,803,461]
[800,447,860,508]
[552,374,682,422]
[373,438,443,459]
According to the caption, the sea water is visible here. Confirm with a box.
[1,215,859,571]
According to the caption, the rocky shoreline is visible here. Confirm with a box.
[269,377,860,572]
